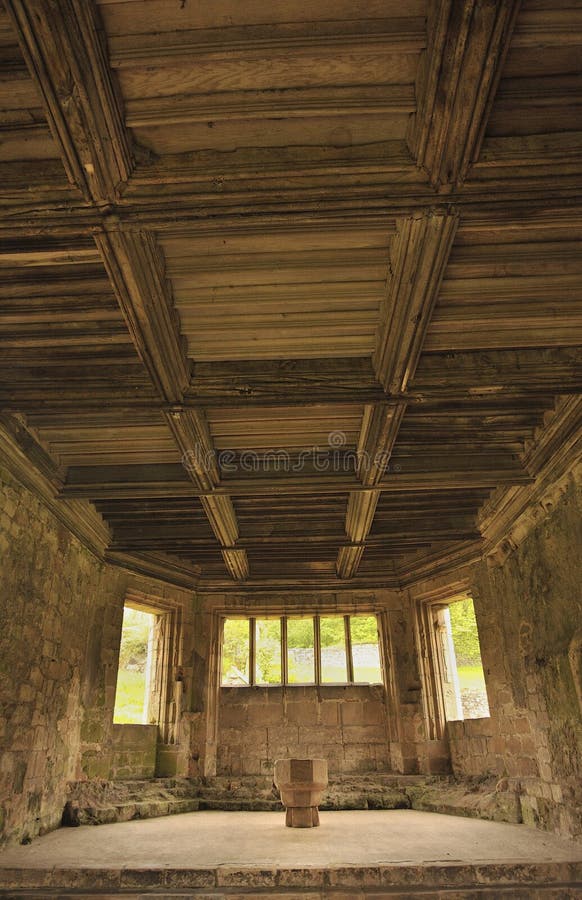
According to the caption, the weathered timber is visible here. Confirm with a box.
[339,211,459,577]
[373,212,459,393]
[5,0,133,202]
[408,0,522,187]
[95,228,190,404]
[1,0,581,585]
[60,458,532,501]
[96,227,248,579]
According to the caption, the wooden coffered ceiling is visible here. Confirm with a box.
[1,0,582,588]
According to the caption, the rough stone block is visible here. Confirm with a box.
[363,700,385,725]
[340,702,364,726]
[319,700,339,726]
[285,701,318,726]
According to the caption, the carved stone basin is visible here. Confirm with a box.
[273,758,328,827]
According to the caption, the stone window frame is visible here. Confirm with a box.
[120,589,184,746]
[219,613,383,688]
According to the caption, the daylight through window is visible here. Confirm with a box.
[113,606,155,724]
[442,598,490,721]
[220,614,382,686]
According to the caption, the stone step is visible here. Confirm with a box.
[2,860,581,897]
[76,797,200,826]
[198,798,283,812]
[66,774,522,828]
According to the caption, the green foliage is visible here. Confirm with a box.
[256,619,281,684]
[457,665,487,691]
[221,618,250,681]
[287,618,314,649]
[350,615,379,644]
[320,616,346,648]
[449,599,483,666]
[113,608,154,723]
[113,669,147,724]
[220,615,381,684]
[118,607,153,668]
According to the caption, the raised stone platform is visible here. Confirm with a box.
[63,773,523,828]
[1,810,581,897]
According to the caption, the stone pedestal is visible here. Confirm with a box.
[274,758,328,828]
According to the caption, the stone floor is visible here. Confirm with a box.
[1,810,582,896]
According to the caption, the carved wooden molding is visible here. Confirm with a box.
[0,413,110,557]
[96,228,248,580]
[166,409,249,579]
[480,395,582,562]
[165,407,219,491]
[339,209,459,578]
[408,0,521,187]
[345,490,382,544]
[96,228,190,404]
[221,547,250,582]
[373,211,459,393]
[6,0,133,203]
[105,550,200,591]
[356,403,407,486]
[337,403,406,578]
[336,544,365,581]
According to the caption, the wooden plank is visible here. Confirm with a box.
[408,0,522,186]
[412,347,582,397]
[125,84,415,128]
[60,459,532,500]
[5,0,133,201]
[5,346,581,411]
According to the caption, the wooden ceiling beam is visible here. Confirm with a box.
[408,0,522,188]
[338,210,459,578]
[112,531,481,554]
[4,173,582,240]
[412,347,582,398]
[165,405,249,579]
[373,211,459,393]
[60,460,531,501]
[108,18,425,69]
[337,403,405,578]
[125,84,416,129]
[188,357,384,406]
[109,527,479,549]
[3,348,581,412]
[95,226,248,580]
[5,0,133,203]
[95,227,190,404]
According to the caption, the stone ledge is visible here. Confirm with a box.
[1,860,581,895]
[63,775,523,828]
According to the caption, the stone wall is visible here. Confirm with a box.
[110,725,157,779]
[449,470,582,837]
[0,465,127,844]
[218,684,390,775]
[0,465,196,845]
